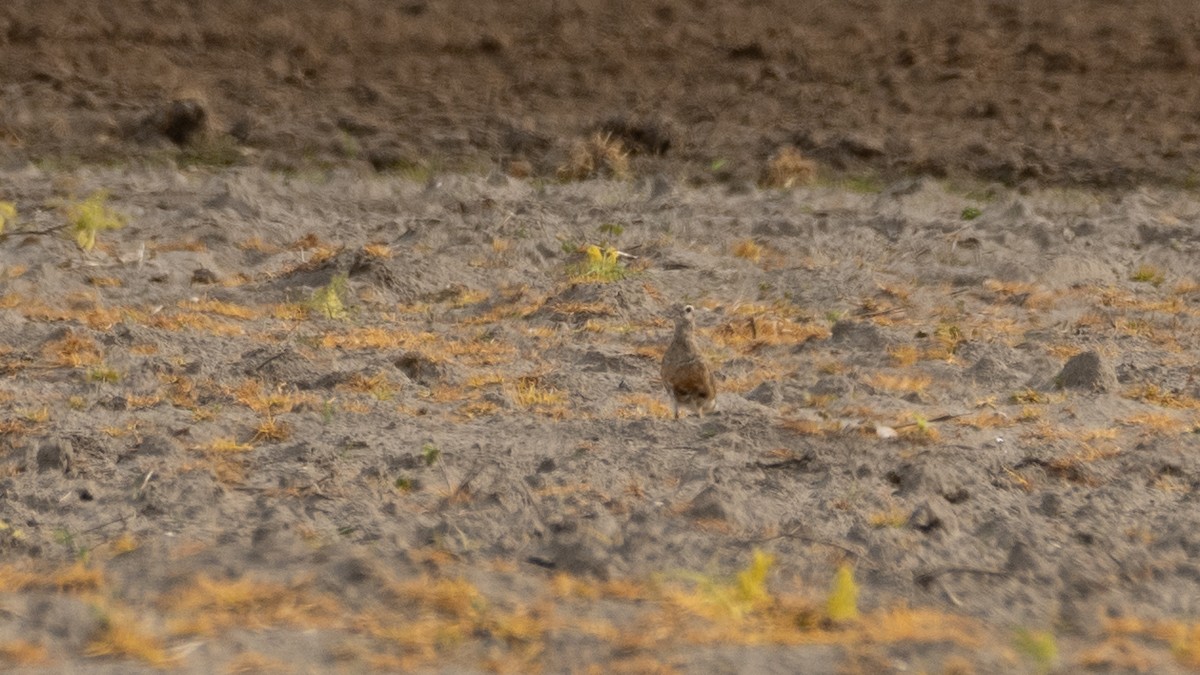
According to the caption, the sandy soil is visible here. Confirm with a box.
[1,2,1200,674]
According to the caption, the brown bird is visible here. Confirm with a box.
[661,304,717,419]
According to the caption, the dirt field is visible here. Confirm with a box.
[2,1,1200,673]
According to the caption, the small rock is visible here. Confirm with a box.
[649,174,672,200]
[24,595,103,652]
[966,355,1024,386]
[830,320,888,350]
[811,375,854,397]
[543,511,623,579]
[1055,350,1117,392]
[135,434,178,457]
[394,352,445,385]
[744,381,781,405]
[36,438,73,473]
[686,484,741,522]
[191,267,218,284]
[875,425,898,439]
[1005,540,1042,573]
[160,98,207,145]
[908,500,955,534]
[1040,493,1062,517]
[506,159,533,178]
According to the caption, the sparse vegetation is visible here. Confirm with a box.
[826,565,859,622]
[65,191,125,251]
[308,273,349,319]
[759,146,816,189]
[1014,628,1058,674]
[569,244,627,282]
[4,148,1200,673]
[732,239,763,262]
[0,201,16,234]
[557,132,629,181]
[1130,264,1166,286]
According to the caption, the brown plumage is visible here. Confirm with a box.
[661,304,717,419]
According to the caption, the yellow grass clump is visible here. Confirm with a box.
[570,245,627,283]
[166,575,341,636]
[867,372,932,394]
[0,640,48,667]
[85,607,173,668]
[42,330,104,368]
[759,146,816,189]
[826,565,859,622]
[557,133,629,181]
[732,239,763,262]
[0,201,15,234]
[65,191,125,251]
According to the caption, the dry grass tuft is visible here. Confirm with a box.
[712,312,828,350]
[955,411,1014,429]
[85,606,173,667]
[615,393,672,419]
[888,344,921,367]
[0,640,49,667]
[0,561,105,593]
[732,239,763,262]
[1124,383,1200,409]
[225,651,291,673]
[868,504,910,528]
[42,330,103,368]
[509,377,568,416]
[557,133,630,181]
[1119,412,1189,435]
[184,298,259,320]
[166,575,341,636]
[867,373,932,394]
[759,146,816,189]
[779,418,841,436]
[363,242,393,259]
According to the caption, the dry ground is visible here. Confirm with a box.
[2,1,1200,673]
[0,168,1198,673]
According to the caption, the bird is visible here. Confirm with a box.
[661,304,717,419]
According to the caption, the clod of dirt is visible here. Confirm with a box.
[908,500,955,535]
[506,159,534,178]
[240,347,312,383]
[394,352,446,385]
[542,511,623,579]
[598,116,672,156]
[966,355,1027,387]
[532,283,630,325]
[35,437,73,474]
[648,173,672,200]
[366,143,420,173]
[1055,350,1117,392]
[1005,540,1044,574]
[829,320,889,351]
[161,98,208,145]
[744,381,782,405]
[685,484,743,523]
[19,595,102,652]
[135,434,180,457]
[579,348,640,374]
[191,267,218,284]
